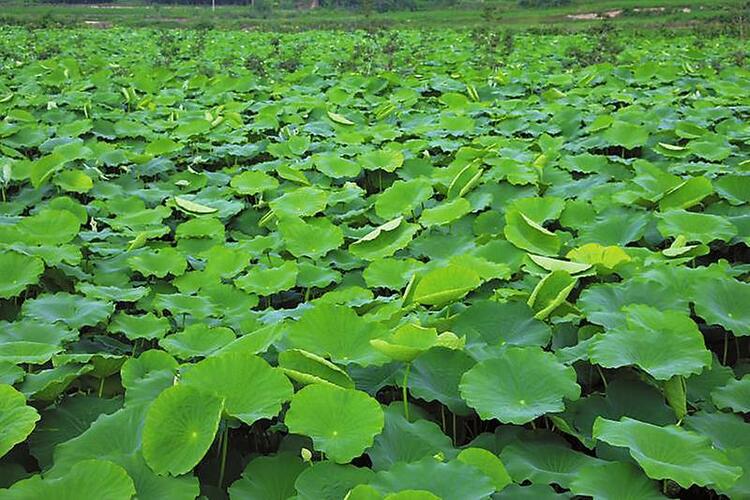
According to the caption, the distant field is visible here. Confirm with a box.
[0,0,745,30]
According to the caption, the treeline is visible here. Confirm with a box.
[36,0,458,10]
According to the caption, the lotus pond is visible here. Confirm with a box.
[0,26,749,499]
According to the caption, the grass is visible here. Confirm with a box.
[0,0,745,30]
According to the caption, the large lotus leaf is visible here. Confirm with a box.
[500,433,604,489]
[235,261,298,296]
[363,258,423,290]
[294,461,374,500]
[589,305,711,380]
[457,447,511,491]
[0,362,24,385]
[712,375,750,413]
[569,461,665,500]
[566,243,631,274]
[312,153,360,178]
[270,187,328,217]
[494,483,571,499]
[658,176,713,211]
[715,174,750,205]
[22,293,113,329]
[504,210,561,256]
[146,137,182,156]
[370,323,463,363]
[278,216,343,259]
[656,210,736,244]
[685,411,750,451]
[0,459,135,500]
[419,198,471,227]
[693,277,750,336]
[51,404,199,499]
[604,121,649,149]
[228,452,307,500]
[452,300,551,348]
[367,404,455,470]
[216,323,284,357]
[278,349,355,389]
[527,270,576,320]
[285,384,384,463]
[159,324,236,360]
[349,218,419,261]
[413,264,481,307]
[109,312,171,341]
[142,384,224,476]
[128,247,187,278]
[182,352,293,425]
[16,209,81,245]
[21,364,94,401]
[29,394,122,468]
[409,347,475,415]
[287,303,388,366]
[0,384,40,458]
[151,293,215,319]
[369,457,495,500]
[375,179,433,220]
[459,347,580,424]
[360,149,404,172]
[592,417,741,490]
[77,283,150,303]
[0,252,44,298]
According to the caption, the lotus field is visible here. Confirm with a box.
[0,26,749,499]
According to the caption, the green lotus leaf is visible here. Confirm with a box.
[715,174,750,205]
[345,484,383,500]
[16,209,81,245]
[278,216,344,259]
[688,134,732,161]
[22,292,113,329]
[504,210,561,256]
[360,149,404,172]
[384,490,440,500]
[0,384,40,458]
[173,118,211,138]
[367,405,455,470]
[349,218,419,261]
[76,283,150,302]
[527,270,576,320]
[53,169,93,193]
[142,384,224,476]
[278,349,355,389]
[294,461,374,500]
[527,254,591,274]
[120,350,178,406]
[500,434,605,489]
[270,187,328,217]
[693,277,750,336]
[20,364,93,401]
[228,452,307,500]
[230,170,280,195]
[712,375,750,413]
[173,196,218,215]
[51,404,199,499]
[370,323,462,363]
[128,247,187,278]
[109,312,171,341]
[0,341,61,365]
[589,305,711,380]
[287,303,388,366]
[159,324,236,360]
[0,252,44,298]
[656,210,736,244]
[235,261,298,296]
[151,293,215,319]
[409,347,475,415]
[145,137,182,156]
[592,417,741,490]
[216,323,284,357]
[569,461,664,500]
[369,457,495,500]
[509,197,565,224]
[419,198,471,227]
[0,459,135,499]
[0,362,24,385]
[457,447,511,491]
[494,484,571,499]
[459,347,580,424]
[182,352,293,425]
[566,243,631,273]
[604,121,649,149]
[452,300,551,348]
[28,394,122,469]
[413,264,481,307]
[285,384,384,463]
[375,179,433,220]
[684,411,750,451]
[313,153,361,179]
[175,217,225,240]
[363,258,423,290]
[658,176,713,211]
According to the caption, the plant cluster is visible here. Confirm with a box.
[0,26,748,499]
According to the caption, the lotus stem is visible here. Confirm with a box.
[98,377,105,398]
[218,425,228,488]
[402,363,411,421]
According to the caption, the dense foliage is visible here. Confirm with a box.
[0,26,748,499]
